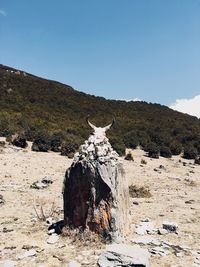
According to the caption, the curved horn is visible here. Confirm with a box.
[86,115,96,130]
[104,118,115,131]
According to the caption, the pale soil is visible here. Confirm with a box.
[0,139,200,267]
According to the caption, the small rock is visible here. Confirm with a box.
[133,201,139,205]
[68,260,81,267]
[158,229,168,235]
[30,181,48,189]
[46,217,56,225]
[134,236,161,246]
[150,246,170,256]
[41,176,53,184]
[135,221,155,235]
[47,233,59,244]
[141,218,151,222]
[0,194,5,205]
[159,165,166,170]
[31,217,38,222]
[3,260,17,267]
[24,249,37,257]
[185,200,195,204]
[98,244,150,267]
[48,229,55,235]
[176,252,183,257]
[163,221,178,232]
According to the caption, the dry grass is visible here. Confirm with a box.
[129,185,152,198]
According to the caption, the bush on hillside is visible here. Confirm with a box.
[169,141,183,155]
[32,131,51,152]
[183,145,198,160]
[145,142,160,159]
[109,136,126,156]
[123,131,139,149]
[124,152,134,161]
[50,132,65,152]
[60,135,81,157]
[160,146,172,158]
[12,134,27,148]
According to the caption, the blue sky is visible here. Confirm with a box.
[0,1,200,112]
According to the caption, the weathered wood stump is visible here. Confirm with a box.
[63,119,129,240]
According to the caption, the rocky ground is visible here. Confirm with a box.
[0,138,200,267]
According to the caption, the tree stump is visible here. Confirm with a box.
[63,119,129,240]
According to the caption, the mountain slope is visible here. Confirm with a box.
[0,64,200,155]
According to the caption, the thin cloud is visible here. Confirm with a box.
[169,95,200,118]
[132,98,141,102]
[0,9,7,16]
[118,98,142,102]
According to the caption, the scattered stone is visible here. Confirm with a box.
[3,227,13,233]
[23,249,37,257]
[150,246,170,256]
[47,233,59,244]
[129,185,151,198]
[163,221,178,232]
[46,217,56,225]
[159,165,166,170]
[141,218,151,222]
[185,200,195,204]
[98,244,150,267]
[176,252,184,257]
[22,245,39,250]
[135,220,155,235]
[48,229,55,235]
[132,201,139,205]
[30,181,48,189]
[0,194,5,205]
[158,229,168,235]
[41,176,53,184]
[134,236,161,246]
[3,260,17,267]
[68,261,81,267]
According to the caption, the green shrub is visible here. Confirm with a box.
[32,131,51,152]
[141,159,147,164]
[183,145,198,160]
[60,135,81,157]
[50,132,65,152]
[160,146,172,158]
[123,131,138,149]
[145,142,160,159]
[169,141,182,155]
[124,152,134,161]
[109,136,126,156]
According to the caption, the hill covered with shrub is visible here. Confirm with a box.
[0,64,200,158]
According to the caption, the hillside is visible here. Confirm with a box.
[0,64,200,156]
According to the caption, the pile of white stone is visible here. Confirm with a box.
[74,121,118,164]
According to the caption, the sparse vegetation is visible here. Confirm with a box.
[160,146,172,158]
[146,143,160,159]
[60,136,81,157]
[124,152,134,161]
[129,185,152,198]
[141,159,147,164]
[183,145,198,160]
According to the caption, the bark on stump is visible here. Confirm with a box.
[63,121,129,240]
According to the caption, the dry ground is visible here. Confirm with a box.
[0,139,200,267]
